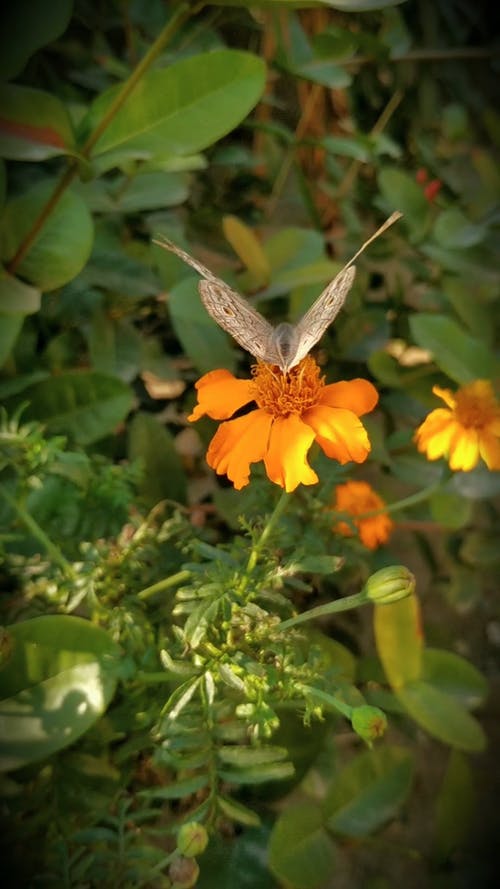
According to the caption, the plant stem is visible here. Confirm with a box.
[137,569,192,601]
[335,89,403,201]
[246,489,290,574]
[276,589,369,631]
[7,3,191,277]
[298,683,353,719]
[0,485,75,578]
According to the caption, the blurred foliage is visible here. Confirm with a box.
[0,1,499,887]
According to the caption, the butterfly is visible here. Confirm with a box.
[153,211,401,374]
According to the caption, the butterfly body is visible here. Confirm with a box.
[153,212,401,374]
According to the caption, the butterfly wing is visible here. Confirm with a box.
[290,265,356,367]
[198,279,279,364]
[153,235,222,283]
[153,235,278,364]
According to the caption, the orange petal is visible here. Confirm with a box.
[479,431,500,470]
[188,369,254,421]
[320,378,378,416]
[304,405,371,464]
[432,386,456,410]
[359,515,393,550]
[206,408,272,489]
[264,414,317,492]
[448,427,479,471]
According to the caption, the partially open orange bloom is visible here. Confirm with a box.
[414,381,500,472]
[332,480,393,550]
[188,356,378,492]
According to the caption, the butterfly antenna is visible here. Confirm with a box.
[343,211,403,269]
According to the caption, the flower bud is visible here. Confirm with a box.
[177,822,208,858]
[351,705,387,744]
[169,856,200,889]
[365,566,415,605]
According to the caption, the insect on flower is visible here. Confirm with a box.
[153,212,402,373]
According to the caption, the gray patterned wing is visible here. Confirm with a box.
[198,279,280,364]
[153,235,279,364]
[290,265,356,367]
[153,235,223,284]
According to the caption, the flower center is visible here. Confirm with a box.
[454,381,500,429]
[250,355,324,418]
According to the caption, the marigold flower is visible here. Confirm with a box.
[188,356,378,492]
[332,480,393,550]
[414,381,500,471]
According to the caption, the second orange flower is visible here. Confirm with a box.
[188,356,378,492]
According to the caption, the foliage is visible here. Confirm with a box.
[0,1,498,887]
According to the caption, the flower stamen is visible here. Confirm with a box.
[250,356,325,418]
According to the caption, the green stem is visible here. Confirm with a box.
[7,3,191,276]
[342,480,442,523]
[137,569,191,601]
[276,589,369,632]
[0,485,75,578]
[298,683,353,719]
[246,489,290,574]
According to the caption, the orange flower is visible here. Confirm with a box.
[188,356,378,492]
[332,480,393,550]
[414,381,500,471]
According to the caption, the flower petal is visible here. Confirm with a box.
[320,379,378,416]
[359,514,394,550]
[206,409,272,489]
[188,369,254,421]
[414,409,456,460]
[448,426,479,471]
[432,386,456,409]
[304,405,371,464]
[479,431,500,470]
[264,414,317,492]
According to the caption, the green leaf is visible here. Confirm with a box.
[217,796,261,828]
[168,276,237,373]
[86,312,142,382]
[79,171,189,214]
[450,465,500,500]
[410,314,498,383]
[0,615,120,772]
[6,371,134,444]
[0,269,41,314]
[432,751,475,864]
[0,0,73,81]
[197,825,276,889]
[218,762,295,785]
[81,50,266,163]
[289,59,351,89]
[1,182,94,291]
[374,595,423,690]
[323,746,414,837]
[127,412,187,507]
[218,746,288,767]
[433,208,486,249]
[139,775,209,800]
[0,312,24,368]
[459,530,500,567]
[422,649,488,710]
[429,489,472,529]
[268,802,335,889]
[396,681,486,752]
[0,84,75,160]
[378,167,430,241]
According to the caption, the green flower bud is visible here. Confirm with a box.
[351,705,387,744]
[177,822,209,857]
[169,856,200,889]
[365,566,415,605]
